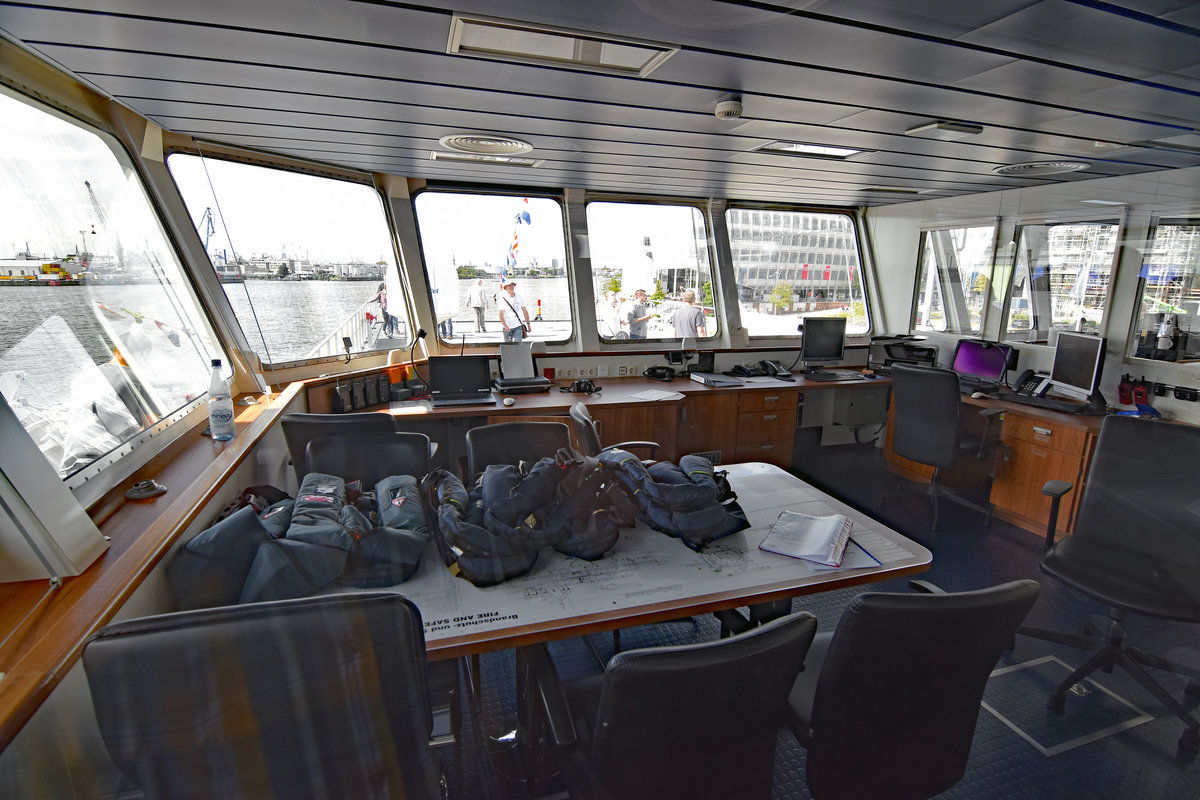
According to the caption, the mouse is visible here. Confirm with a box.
[971,391,988,399]
[503,397,515,406]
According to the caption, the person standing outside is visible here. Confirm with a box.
[466,278,487,333]
[627,288,652,339]
[498,278,532,343]
[672,289,707,339]
[368,282,396,337]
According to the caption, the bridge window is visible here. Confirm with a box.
[0,90,221,483]
[911,226,995,334]
[1129,219,1199,362]
[726,207,869,337]
[168,154,407,364]
[413,191,570,345]
[586,201,718,341]
[1001,222,1118,342]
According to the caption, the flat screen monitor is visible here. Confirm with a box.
[950,340,1012,384]
[1049,331,1106,404]
[801,317,846,369]
[427,354,492,395]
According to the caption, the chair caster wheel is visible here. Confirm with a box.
[1047,693,1066,713]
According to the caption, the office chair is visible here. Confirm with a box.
[787,579,1040,800]
[1018,415,1200,753]
[882,364,1002,529]
[533,611,818,800]
[464,420,571,481]
[83,592,446,800]
[568,401,660,458]
[305,431,432,485]
[280,411,396,479]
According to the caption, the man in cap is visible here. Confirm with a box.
[498,279,532,343]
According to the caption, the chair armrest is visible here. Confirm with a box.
[977,406,1006,419]
[909,579,946,594]
[527,644,577,747]
[1040,480,1074,552]
[601,441,660,455]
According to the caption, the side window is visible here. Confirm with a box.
[412,192,570,344]
[1130,220,1199,362]
[725,207,869,336]
[585,201,718,341]
[911,226,995,334]
[1002,222,1118,341]
[0,90,220,482]
[168,154,407,364]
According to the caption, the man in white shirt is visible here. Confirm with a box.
[498,279,532,343]
[672,289,707,339]
[466,278,487,332]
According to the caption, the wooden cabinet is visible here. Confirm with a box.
[990,412,1094,538]
[677,393,739,463]
[734,390,800,468]
[588,404,677,455]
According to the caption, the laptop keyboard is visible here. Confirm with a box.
[431,392,496,407]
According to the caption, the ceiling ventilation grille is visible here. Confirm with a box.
[438,134,532,155]
[992,161,1090,177]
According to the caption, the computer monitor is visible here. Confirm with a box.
[427,354,492,395]
[1049,331,1107,411]
[950,340,1012,385]
[800,317,846,372]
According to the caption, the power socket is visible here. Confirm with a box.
[583,366,597,378]
[561,367,576,379]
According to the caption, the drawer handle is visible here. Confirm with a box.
[760,443,775,451]
[764,395,779,402]
[762,414,777,421]
[1033,425,1052,437]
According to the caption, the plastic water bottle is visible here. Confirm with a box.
[207,358,235,441]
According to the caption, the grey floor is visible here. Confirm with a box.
[444,442,1200,799]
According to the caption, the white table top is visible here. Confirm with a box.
[398,462,932,658]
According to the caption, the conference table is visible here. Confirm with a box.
[402,461,933,659]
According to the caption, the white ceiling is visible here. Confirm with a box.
[2,0,1198,206]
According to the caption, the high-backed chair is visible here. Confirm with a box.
[883,363,1001,529]
[464,420,571,480]
[535,612,818,800]
[787,580,1039,800]
[83,592,445,800]
[305,431,432,485]
[1019,415,1200,753]
[280,411,396,479]
[568,401,660,458]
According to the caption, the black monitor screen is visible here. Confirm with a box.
[801,317,846,365]
[1049,332,1105,399]
[428,354,492,394]
[950,340,1011,382]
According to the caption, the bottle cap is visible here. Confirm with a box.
[211,358,222,367]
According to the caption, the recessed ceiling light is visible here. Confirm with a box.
[992,161,1090,177]
[905,120,983,139]
[863,186,927,195]
[429,151,543,167]
[438,134,532,155]
[447,13,678,77]
[753,141,868,160]
[1079,199,1126,206]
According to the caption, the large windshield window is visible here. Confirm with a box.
[168,154,407,363]
[1002,222,1118,342]
[911,226,996,334]
[413,192,570,345]
[0,90,220,480]
[1130,220,1200,362]
[726,207,868,336]
[585,201,717,341]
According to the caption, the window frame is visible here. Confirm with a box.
[1125,216,1200,365]
[909,224,999,336]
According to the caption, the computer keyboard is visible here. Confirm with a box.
[804,370,863,382]
[993,392,1083,414]
[431,393,496,407]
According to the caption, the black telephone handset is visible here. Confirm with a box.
[731,363,765,377]
[1015,369,1048,397]
[758,360,794,380]
[643,366,675,382]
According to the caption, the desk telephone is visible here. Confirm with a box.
[759,360,795,381]
[643,366,676,382]
[1014,369,1050,397]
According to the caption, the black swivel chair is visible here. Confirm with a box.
[305,431,432,485]
[883,364,1002,529]
[464,420,571,480]
[1019,415,1200,753]
[787,580,1040,800]
[280,411,396,480]
[534,612,818,800]
[83,592,445,800]
[568,401,660,458]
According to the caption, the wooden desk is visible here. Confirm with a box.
[400,461,931,660]
[884,394,1104,539]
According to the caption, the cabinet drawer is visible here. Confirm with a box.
[739,390,799,413]
[1002,413,1088,454]
[735,439,792,467]
[737,410,794,442]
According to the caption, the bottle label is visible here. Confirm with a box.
[210,407,233,424]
